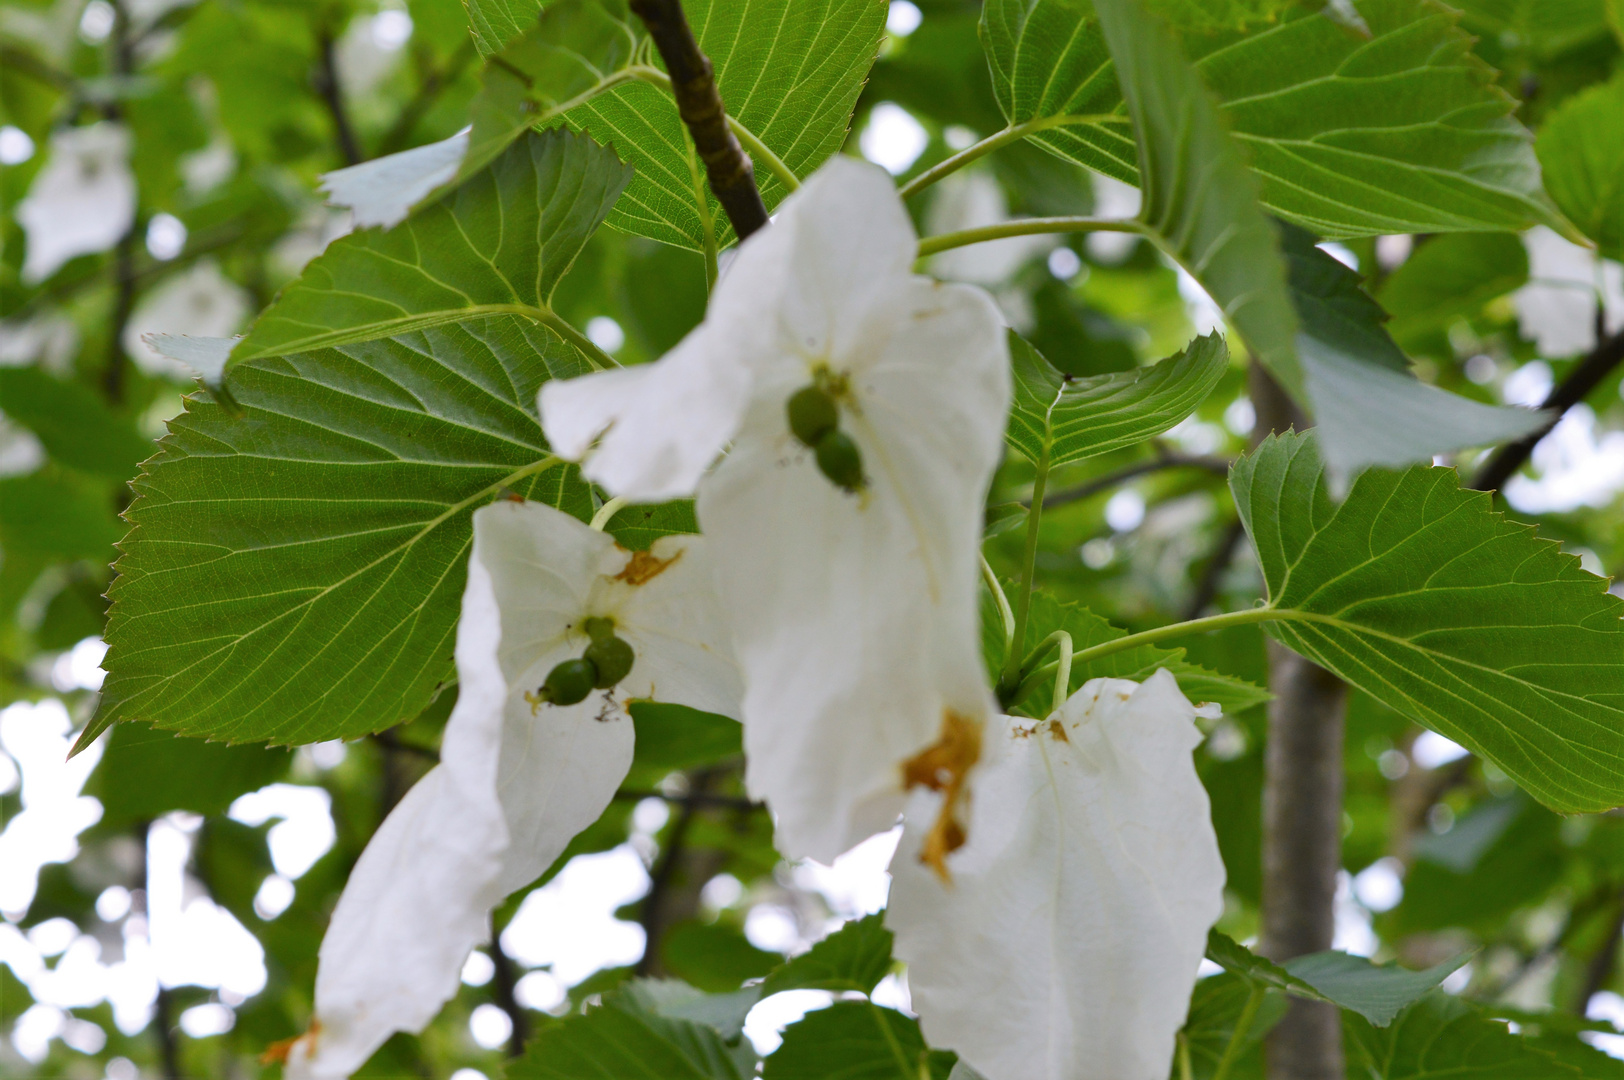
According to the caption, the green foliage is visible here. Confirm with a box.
[1180,973,1285,1080]
[230,130,630,365]
[1378,232,1529,343]
[1536,74,1624,259]
[1344,993,1585,1079]
[760,912,894,996]
[763,1001,957,1080]
[979,0,1562,237]
[508,985,750,1079]
[87,722,291,829]
[87,319,592,749]
[0,366,153,479]
[662,922,781,991]
[1232,431,1624,814]
[1004,330,1228,469]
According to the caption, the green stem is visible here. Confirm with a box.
[897,113,1121,200]
[1050,631,1073,715]
[1000,452,1049,690]
[917,216,1146,259]
[1212,984,1267,1080]
[590,495,629,531]
[981,552,1015,660]
[1177,1032,1194,1080]
[532,307,619,370]
[633,66,800,193]
[1024,606,1295,689]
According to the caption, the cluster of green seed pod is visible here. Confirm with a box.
[787,383,864,493]
[534,616,636,706]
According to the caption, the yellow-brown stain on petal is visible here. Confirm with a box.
[613,547,682,586]
[261,1020,319,1065]
[901,709,981,883]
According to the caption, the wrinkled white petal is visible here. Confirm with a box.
[319,129,468,229]
[141,335,240,383]
[542,157,1010,862]
[123,261,251,380]
[701,276,1009,861]
[888,671,1227,1080]
[540,336,752,502]
[292,503,739,1079]
[17,123,136,284]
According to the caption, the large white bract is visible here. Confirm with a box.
[888,671,1227,1080]
[285,501,740,1079]
[541,156,1011,863]
[16,123,137,284]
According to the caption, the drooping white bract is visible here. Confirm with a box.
[122,260,251,380]
[887,671,1227,1080]
[284,501,740,1080]
[540,157,1010,864]
[16,123,136,284]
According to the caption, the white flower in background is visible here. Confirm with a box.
[283,501,740,1080]
[122,261,251,380]
[0,313,79,372]
[541,157,1011,864]
[1513,227,1624,358]
[16,123,136,284]
[888,671,1226,1080]
[926,171,1053,287]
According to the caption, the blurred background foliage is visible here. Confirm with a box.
[0,0,1622,1076]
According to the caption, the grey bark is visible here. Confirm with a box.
[1250,364,1347,1080]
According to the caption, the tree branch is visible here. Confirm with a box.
[626,0,768,242]
[1472,328,1624,493]
[314,25,362,166]
[488,916,530,1057]
[1037,452,1230,510]
[1183,517,1246,621]
[376,39,478,157]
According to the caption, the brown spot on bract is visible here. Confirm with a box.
[261,1020,319,1065]
[901,709,982,884]
[613,547,682,586]
[1047,718,1069,742]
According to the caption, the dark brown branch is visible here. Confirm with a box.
[488,916,530,1057]
[103,230,137,403]
[1472,329,1624,493]
[0,43,78,91]
[1037,452,1231,510]
[314,26,362,166]
[141,821,183,1080]
[376,39,478,157]
[627,0,768,242]
[1578,889,1624,1013]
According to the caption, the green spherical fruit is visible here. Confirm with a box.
[786,385,839,447]
[815,430,865,493]
[584,634,635,688]
[538,657,598,705]
[582,616,616,643]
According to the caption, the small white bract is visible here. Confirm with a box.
[887,671,1227,1080]
[541,157,1011,863]
[16,123,137,284]
[284,501,740,1080]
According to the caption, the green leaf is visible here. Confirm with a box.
[622,979,763,1043]
[1536,74,1624,261]
[763,1001,956,1080]
[464,0,646,184]
[509,986,749,1079]
[0,367,153,480]
[1089,0,1305,400]
[1378,233,1529,343]
[630,702,742,771]
[1205,931,1471,1027]
[467,0,548,54]
[0,468,126,560]
[1230,431,1624,814]
[1450,0,1614,58]
[761,913,894,997]
[86,722,291,830]
[87,317,593,750]
[1277,222,1547,473]
[563,0,886,250]
[663,922,781,992]
[1344,993,1584,1080]
[980,0,1563,238]
[1011,590,1271,717]
[229,129,630,367]
[1004,330,1228,470]
[1181,972,1286,1080]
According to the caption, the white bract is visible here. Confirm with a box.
[285,501,740,1080]
[123,261,251,380]
[16,123,136,284]
[319,128,468,229]
[540,157,1011,863]
[888,671,1226,1080]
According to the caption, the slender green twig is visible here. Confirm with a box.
[1021,606,1297,693]
[1050,631,1073,715]
[531,306,620,370]
[591,495,629,531]
[898,113,1123,199]
[1212,984,1267,1080]
[1000,451,1050,692]
[918,217,1146,258]
[981,553,1015,660]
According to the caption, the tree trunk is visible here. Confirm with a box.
[1250,364,1347,1080]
